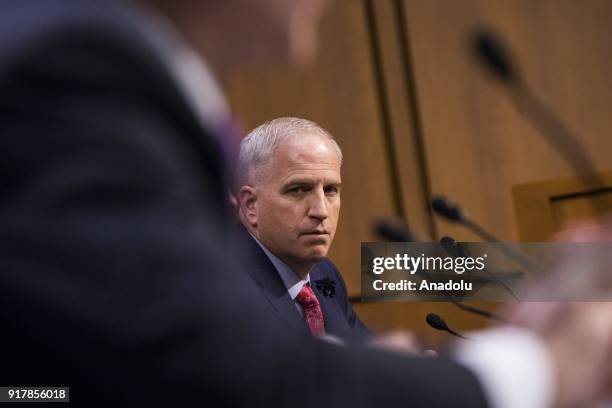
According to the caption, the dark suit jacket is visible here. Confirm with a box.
[0,0,488,407]
[236,225,371,344]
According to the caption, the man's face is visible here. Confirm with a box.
[249,134,341,271]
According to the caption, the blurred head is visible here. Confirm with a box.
[239,118,342,277]
[147,0,331,71]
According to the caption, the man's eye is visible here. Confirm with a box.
[288,186,306,194]
[324,186,339,195]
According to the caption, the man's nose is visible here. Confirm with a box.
[308,189,329,221]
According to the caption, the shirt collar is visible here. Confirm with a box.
[249,232,311,300]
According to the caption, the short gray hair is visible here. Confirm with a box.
[238,117,342,185]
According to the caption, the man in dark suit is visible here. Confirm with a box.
[238,227,370,344]
[236,117,370,344]
[1,0,610,407]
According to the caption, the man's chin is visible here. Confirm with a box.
[302,245,329,261]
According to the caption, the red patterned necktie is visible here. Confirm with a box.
[295,283,325,337]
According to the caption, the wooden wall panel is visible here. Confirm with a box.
[224,0,400,294]
[369,0,435,238]
[400,0,612,242]
[513,170,612,240]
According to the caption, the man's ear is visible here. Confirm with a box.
[239,185,258,227]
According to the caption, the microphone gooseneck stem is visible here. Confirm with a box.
[511,85,603,186]
[462,218,537,273]
[480,269,521,302]
[449,298,506,322]
[446,327,469,340]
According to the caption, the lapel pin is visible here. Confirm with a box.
[315,278,336,298]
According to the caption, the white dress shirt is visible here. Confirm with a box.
[454,326,555,408]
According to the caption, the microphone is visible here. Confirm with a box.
[471,29,606,199]
[431,195,536,272]
[473,30,519,85]
[425,313,469,340]
[440,236,521,301]
[431,195,497,241]
[374,218,415,242]
[431,195,466,224]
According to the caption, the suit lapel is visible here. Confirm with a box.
[236,226,310,335]
[311,270,353,340]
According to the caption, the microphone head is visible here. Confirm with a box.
[440,235,469,258]
[472,29,517,84]
[375,219,415,242]
[425,313,449,331]
[440,235,459,257]
[431,195,465,222]
[440,236,456,245]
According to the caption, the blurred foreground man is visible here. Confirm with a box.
[237,117,370,344]
[0,0,487,406]
[1,0,611,407]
